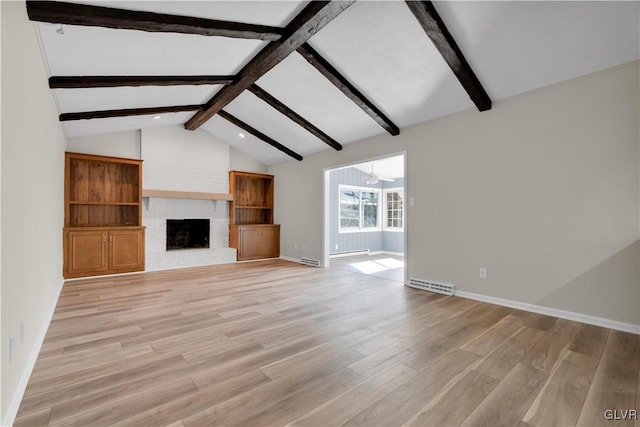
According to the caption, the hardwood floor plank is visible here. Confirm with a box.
[521,319,580,372]
[13,407,51,427]
[352,350,480,426]
[290,363,418,426]
[53,377,198,426]
[522,350,599,427]
[576,330,640,426]
[474,326,546,381]
[404,370,499,427]
[568,323,610,358]
[461,315,524,356]
[460,363,549,427]
[183,366,363,426]
[111,370,271,427]
[13,258,636,426]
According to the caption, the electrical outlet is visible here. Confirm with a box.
[409,197,415,207]
[20,321,25,343]
[479,268,488,279]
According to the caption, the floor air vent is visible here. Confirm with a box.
[300,257,321,267]
[408,278,454,296]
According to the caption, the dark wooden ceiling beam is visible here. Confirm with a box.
[26,1,284,41]
[184,1,355,131]
[49,75,235,89]
[405,1,491,111]
[218,110,303,161]
[60,105,203,121]
[248,84,342,151]
[296,43,399,136]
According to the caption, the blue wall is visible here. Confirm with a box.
[329,167,404,255]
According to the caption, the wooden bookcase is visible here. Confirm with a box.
[229,171,280,261]
[63,152,145,278]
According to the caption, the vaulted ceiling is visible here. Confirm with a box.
[30,1,640,165]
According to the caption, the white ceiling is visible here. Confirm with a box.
[36,1,640,164]
[351,155,405,180]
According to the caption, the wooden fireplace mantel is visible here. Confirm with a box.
[142,189,233,201]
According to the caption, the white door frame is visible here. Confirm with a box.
[322,151,407,284]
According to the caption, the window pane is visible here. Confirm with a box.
[362,191,378,228]
[340,189,360,228]
[385,190,404,229]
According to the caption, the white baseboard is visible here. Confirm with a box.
[279,255,299,263]
[329,250,369,258]
[368,251,405,257]
[454,289,640,335]
[4,279,65,427]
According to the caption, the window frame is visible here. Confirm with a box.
[338,184,382,233]
[383,187,404,232]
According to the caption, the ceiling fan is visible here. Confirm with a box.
[365,163,395,185]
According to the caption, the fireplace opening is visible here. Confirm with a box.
[166,219,210,251]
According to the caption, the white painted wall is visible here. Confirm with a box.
[1,2,67,424]
[141,126,236,270]
[66,130,140,159]
[142,126,229,193]
[269,61,640,328]
[230,146,268,174]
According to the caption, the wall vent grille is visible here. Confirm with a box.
[408,278,454,296]
[300,257,321,267]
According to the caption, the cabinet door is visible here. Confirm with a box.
[238,227,262,260]
[66,230,108,277]
[109,229,145,271]
[259,226,280,258]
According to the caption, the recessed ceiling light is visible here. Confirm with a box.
[238,133,246,138]
[153,115,161,120]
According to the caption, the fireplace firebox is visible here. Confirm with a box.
[166,219,210,250]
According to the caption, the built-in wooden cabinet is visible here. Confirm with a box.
[229,171,279,261]
[64,152,145,278]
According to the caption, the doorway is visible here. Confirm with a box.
[323,153,406,283]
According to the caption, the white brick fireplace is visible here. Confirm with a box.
[141,127,236,271]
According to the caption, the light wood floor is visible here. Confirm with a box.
[15,259,639,426]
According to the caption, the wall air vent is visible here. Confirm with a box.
[408,278,454,296]
[300,257,321,267]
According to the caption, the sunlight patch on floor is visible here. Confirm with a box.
[351,258,405,274]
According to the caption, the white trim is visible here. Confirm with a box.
[382,187,404,232]
[329,250,370,258]
[454,289,640,335]
[280,255,299,263]
[4,279,65,427]
[368,251,405,257]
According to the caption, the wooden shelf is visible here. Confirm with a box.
[229,171,279,260]
[142,189,233,201]
[64,152,145,278]
[69,201,140,206]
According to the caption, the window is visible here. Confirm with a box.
[339,185,381,232]
[384,188,404,231]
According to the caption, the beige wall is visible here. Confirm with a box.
[1,2,67,424]
[66,130,141,159]
[269,61,640,327]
